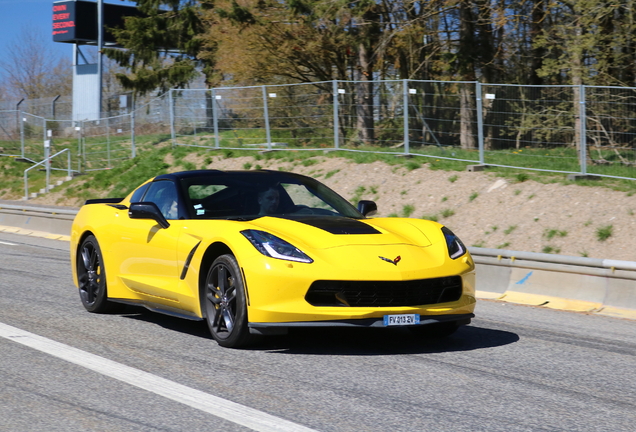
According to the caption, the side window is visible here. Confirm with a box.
[145,181,180,220]
[130,183,150,203]
[189,184,227,200]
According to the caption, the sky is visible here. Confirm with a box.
[0,0,136,64]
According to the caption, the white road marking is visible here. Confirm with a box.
[0,322,318,432]
[0,240,17,246]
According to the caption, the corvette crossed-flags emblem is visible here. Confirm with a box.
[379,255,401,265]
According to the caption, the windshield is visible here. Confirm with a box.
[179,171,364,220]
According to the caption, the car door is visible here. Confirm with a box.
[116,180,183,302]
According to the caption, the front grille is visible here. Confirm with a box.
[305,276,463,307]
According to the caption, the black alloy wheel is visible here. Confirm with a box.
[77,235,117,313]
[204,254,251,348]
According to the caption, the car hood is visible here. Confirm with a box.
[247,215,435,249]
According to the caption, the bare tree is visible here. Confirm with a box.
[0,25,72,100]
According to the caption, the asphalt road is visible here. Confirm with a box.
[1,232,635,432]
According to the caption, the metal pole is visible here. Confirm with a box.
[77,123,82,173]
[262,86,272,150]
[19,112,25,159]
[44,140,50,192]
[107,116,111,169]
[79,121,85,173]
[476,81,485,164]
[17,99,24,157]
[403,79,410,155]
[579,85,587,175]
[193,94,197,136]
[212,88,220,149]
[67,148,71,178]
[333,80,340,150]
[97,0,103,119]
[169,90,176,147]
[43,117,47,159]
[131,96,136,158]
[52,95,61,119]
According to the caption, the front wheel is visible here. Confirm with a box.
[77,235,118,313]
[204,255,251,348]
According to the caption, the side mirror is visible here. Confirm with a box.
[357,200,377,217]
[128,202,170,229]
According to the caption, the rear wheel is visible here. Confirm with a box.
[77,235,118,313]
[204,254,251,348]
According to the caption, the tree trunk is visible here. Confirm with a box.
[458,0,477,149]
[356,42,374,144]
[529,0,546,85]
[460,84,476,149]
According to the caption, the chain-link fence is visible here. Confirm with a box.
[77,114,134,172]
[2,80,636,181]
[0,96,73,121]
[0,110,21,157]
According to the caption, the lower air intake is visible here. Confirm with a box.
[305,276,463,307]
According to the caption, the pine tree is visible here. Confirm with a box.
[103,0,209,95]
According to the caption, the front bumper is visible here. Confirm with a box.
[248,313,474,335]
[240,243,477,324]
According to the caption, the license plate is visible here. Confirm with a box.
[383,314,420,326]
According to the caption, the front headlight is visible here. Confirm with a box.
[241,230,313,263]
[442,227,466,259]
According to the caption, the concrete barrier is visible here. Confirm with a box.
[2,201,635,320]
[470,247,636,320]
[0,201,75,240]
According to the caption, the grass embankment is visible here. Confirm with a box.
[1,129,635,205]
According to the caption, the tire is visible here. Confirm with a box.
[408,321,460,339]
[203,254,251,348]
[77,235,118,313]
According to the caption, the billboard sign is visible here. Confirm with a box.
[53,1,142,45]
[52,2,78,42]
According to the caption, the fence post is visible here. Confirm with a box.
[16,99,24,158]
[67,148,71,178]
[212,88,220,149]
[169,89,176,147]
[106,116,111,169]
[44,139,50,192]
[476,81,485,164]
[262,85,272,150]
[131,110,136,158]
[403,79,410,155]
[333,80,340,150]
[79,121,85,173]
[43,117,47,151]
[52,95,61,119]
[579,85,587,175]
[19,111,25,158]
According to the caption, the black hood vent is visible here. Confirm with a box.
[281,216,381,235]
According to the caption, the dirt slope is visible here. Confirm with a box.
[28,154,636,262]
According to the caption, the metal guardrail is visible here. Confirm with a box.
[0,202,78,216]
[469,247,636,273]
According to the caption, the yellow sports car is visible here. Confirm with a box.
[71,170,476,347]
